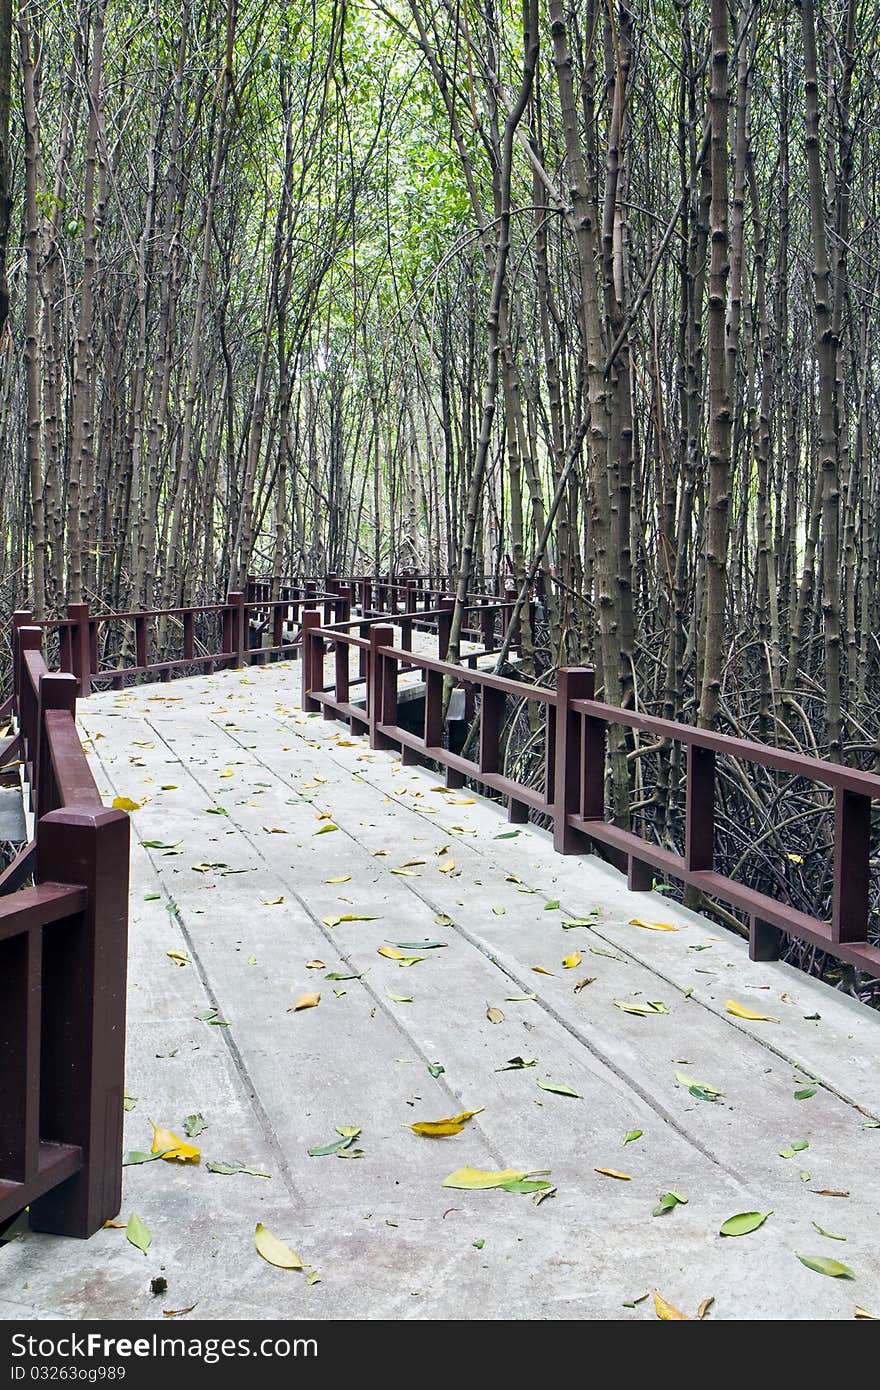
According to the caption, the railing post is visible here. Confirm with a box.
[183,610,195,662]
[480,601,494,651]
[832,787,871,943]
[335,584,351,625]
[301,609,322,712]
[225,590,245,668]
[424,670,443,749]
[15,627,42,784]
[335,635,351,718]
[35,673,78,820]
[67,602,91,698]
[135,614,148,671]
[437,595,455,659]
[368,624,395,750]
[29,804,130,1238]
[749,916,783,963]
[553,668,594,854]
[685,744,715,871]
[12,612,34,715]
[479,687,503,775]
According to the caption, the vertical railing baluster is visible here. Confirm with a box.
[437,596,454,659]
[685,744,715,871]
[479,686,503,775]
[368,624,395,750]
[301,609,321,712]
[67,603,91,698]
[0,923,41,1187]
[425,670,443,749]
[832,787,871,943]
[553,668,594,853]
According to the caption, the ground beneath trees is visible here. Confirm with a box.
[2,660,879,1320]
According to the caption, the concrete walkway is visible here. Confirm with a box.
[2,658,879,1321]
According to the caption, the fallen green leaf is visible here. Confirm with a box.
[536,1078,580,1098]
[206,1160,271,1177]
[796,1252,854,1278]
[126,1212,151,1255]
[720,1211,772,1237]
[812,1222,847,1241]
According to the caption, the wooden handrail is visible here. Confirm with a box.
[2,622,130,1239]
[301,616,880,983]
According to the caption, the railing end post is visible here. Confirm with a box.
[29,804,130,1238]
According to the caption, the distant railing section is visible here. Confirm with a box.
[1,620,129,1238]
[10,574,524,698]
[302,626,880,982]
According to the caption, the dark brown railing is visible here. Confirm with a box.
[7,566,879,1243]
[1,621,129,1238]
[302,623,880,980]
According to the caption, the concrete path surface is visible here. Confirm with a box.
[2,659,879,1321]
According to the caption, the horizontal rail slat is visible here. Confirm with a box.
[374,644,556,702]
[0,883,89,942]
[43,711,103,808]
[575,699,880,798]
[0,1142,82,1224]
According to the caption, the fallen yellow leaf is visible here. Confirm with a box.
[442,1167,527,1189]
[628,918,679,932]
[725,999,778,1022]
[150,1122,200,1164]
[486,1005,505,1024]
[594,1167,631,1180]
[254,1223,303,1270]
[410,1108,484,1138]
[653,1290,692,1320]
[293,992,320,1011]
[532,966,556,976]
[378,946,406,960]
[166,950,189,967]
[112,796,143,812]
[562,952,582,969]
[438,858,456,874]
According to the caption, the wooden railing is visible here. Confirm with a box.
[11,576,517,698]
[303,626,880,981]
[1,622,130,1238]
[7,564,877,1243]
